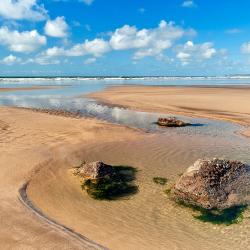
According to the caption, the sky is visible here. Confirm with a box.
[1,0,250,76]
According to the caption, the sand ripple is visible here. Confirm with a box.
[27,133,250,250]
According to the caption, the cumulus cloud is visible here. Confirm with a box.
[44,16,69,38]
[182,1,196,8]
[1,54,21,65]
[41,38,110,59]
[175,41,216,65]
[0,0,47,21]
[110,20,193,60]
[37,20,198,63]
[0,27,46,53]
[241,42,250,54]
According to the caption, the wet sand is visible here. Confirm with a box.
[89,85,250,136]
[27,132,250,250]
[0,106,140,249]
[1,85,250,249]
[0,85,62,92]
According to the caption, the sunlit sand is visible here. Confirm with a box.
[0,85,250,249]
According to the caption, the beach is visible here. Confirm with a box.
[1,0,250,248]
[0,85,61,92]
[89,85,250,137]
[0,85,250,249]
[0,106,142,249]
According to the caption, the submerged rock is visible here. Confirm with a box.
[73,163,138,200]
[157,117,190,127]
[73,161,113,179]
[172,158,250,210]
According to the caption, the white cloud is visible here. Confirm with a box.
[241,42,250,54]
[176,51,191,60]
[110,20,192,60]
[42,47,65,57]
[83,39,110,56]
[84,57,96,64]
[0,0,47,21]
[80,0,94,5]
[175,41,216,65]
[182,1,196,8]
[1,54,21,65]
[0,26,46,53]
[38,20,196,63]
[42,38,110,58]
[44,17,69,38]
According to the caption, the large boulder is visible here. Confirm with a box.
[73,161,113,179]
[172,158,250,210]
[157,117,190,127]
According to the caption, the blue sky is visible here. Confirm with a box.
[1,0,250,76]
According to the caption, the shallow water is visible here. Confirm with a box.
[2,77,249,249]
[0,77,250,162]
[28,133,250,250]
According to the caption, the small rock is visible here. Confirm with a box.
[157,117,190,127]
[73,161,113,179]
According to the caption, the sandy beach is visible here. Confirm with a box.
[89,85,250,136]
[2,0,250,248]
[0,85,250,249]
[0,106,141,249]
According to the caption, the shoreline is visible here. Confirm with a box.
[0,85,68,92]
[0,106,144,249]
[1,84,250,249]
[88,85,250,137]
[18,181,108,250]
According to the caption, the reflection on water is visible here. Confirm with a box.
[0,78,250,162]
[4,78,250,249]
[0,94,243,136]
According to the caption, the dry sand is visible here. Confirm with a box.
[89,85,250,136]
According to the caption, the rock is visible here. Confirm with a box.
[73,161,113,179]
[157,117,190,127]
[172,158,250,210]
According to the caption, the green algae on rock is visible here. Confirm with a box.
[73,162,138,200]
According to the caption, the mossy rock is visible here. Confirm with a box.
[82,166,138,200]
[166,186,247,225]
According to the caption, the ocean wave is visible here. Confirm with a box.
[1,76,250,85]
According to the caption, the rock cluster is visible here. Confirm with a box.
[172,158,250,210]
[157,117,190,127]
[73,161,113,179]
